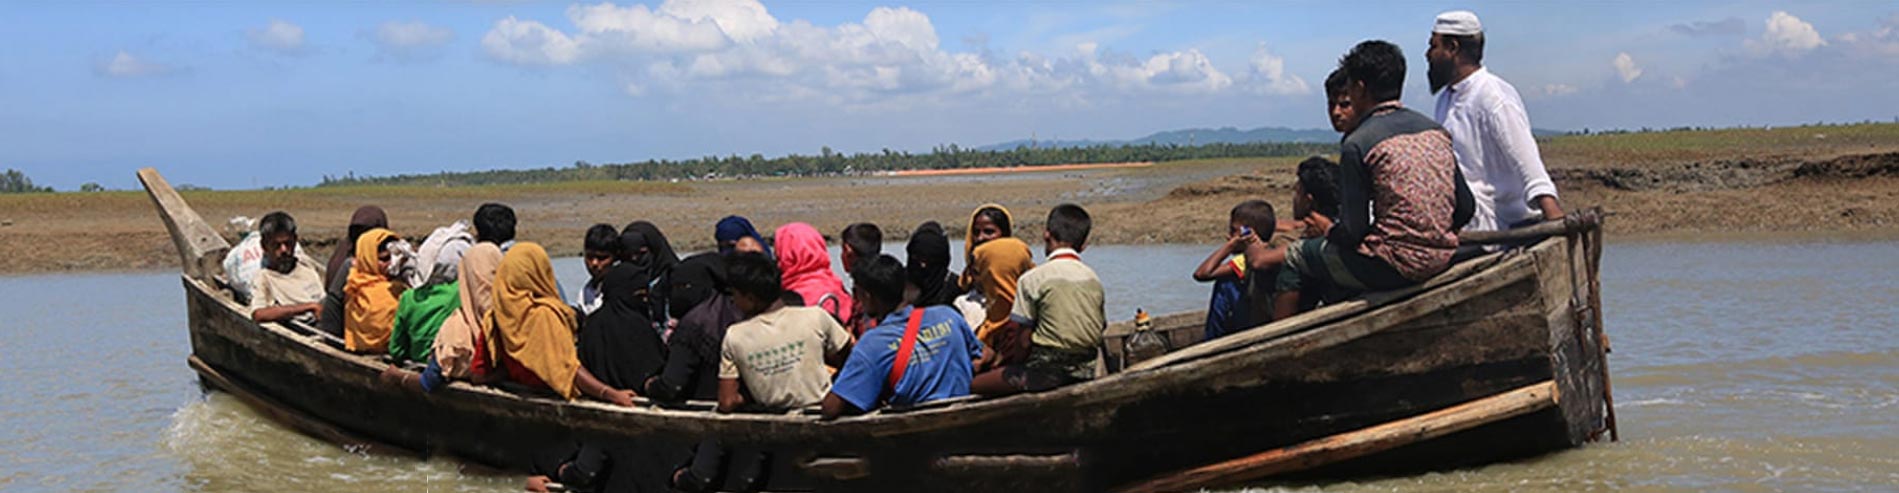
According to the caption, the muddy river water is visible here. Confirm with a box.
[2,240,1894,491]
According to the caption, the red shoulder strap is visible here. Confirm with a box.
[886,307,926,396]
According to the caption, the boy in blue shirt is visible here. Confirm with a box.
[822,255,984,419]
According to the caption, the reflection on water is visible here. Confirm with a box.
[2,241,1895,491]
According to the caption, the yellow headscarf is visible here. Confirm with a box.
[431,243,501,379]
[969,237,1035,347]
[486,243,582,399]
[345,228,405,353]
[962,203,1014,290]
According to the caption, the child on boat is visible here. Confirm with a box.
[972,204,1105,395]
[821,255,982,419]
[1191,200,1287,340]
[575,224,619,316]
[716,253,854,413]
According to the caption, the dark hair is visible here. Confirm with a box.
[474,203,516,244]
[1324,68,1348,97]
[724,252,782,303]
[841,223,883,259]
[915,220,945,237]
[975,207,1012,237]
[1297,156,1341,218]
[1045,203,1092,246]
[584,224,620,253]
[258,211,298,239]
[1229,200,1276,236]
[1443,33,1484,65]
[850,255,906,309]
[1340,40,1406,103]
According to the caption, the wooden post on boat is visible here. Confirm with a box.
[1116,381,1561,493]
[137,168,231,281]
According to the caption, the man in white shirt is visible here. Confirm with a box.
[1428,10,1565,233]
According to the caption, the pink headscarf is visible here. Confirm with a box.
[774,222,853,324]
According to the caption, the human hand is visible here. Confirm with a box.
[525,475,552,492]
[1305,213,1334,238]
[604,388,637,407]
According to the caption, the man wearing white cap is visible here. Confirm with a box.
[1428,10,1564,235]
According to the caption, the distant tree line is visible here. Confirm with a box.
[318,141,1334,188]
[2,169,52,194]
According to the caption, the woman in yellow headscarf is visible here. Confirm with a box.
[345,228,406,353]
[486,242,635,405]
[960,203,1015,290]
[966,237,1035,369]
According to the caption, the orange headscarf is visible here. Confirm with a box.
[431,242,501,379]
[486,243,582,399]
[968,237,1035,347]
[345,228,405,353]
[961,203,1015,290]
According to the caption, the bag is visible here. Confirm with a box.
[1122,309,1172,368]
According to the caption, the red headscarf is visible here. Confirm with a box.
[773,222,853,324]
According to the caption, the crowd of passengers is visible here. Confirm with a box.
[229,16,1565,492]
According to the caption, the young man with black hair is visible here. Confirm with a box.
[1274,40,1475,321]
[1428,10,1563,233]
[839,222,884,336]
[972,204,1105,395]
[821,255,981,419]
[248,211,326,324]
[576,224,620,315]
[717,253,854,413]
[473,203,517,251]
[1324,69,1357,135]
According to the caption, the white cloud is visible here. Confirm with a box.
[1746,11,1826,57]
[1836,15,1899,58]
[1542,83,1578,96]
[479,1,1293,107]
[1613,52,1643,83]
[482,16,581,65]
[247,19,307,55]
[97,51,175,78]
[371,21,455,61]
[1242,43,1308,95]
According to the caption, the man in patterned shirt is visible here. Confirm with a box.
[1272,40,1474,321]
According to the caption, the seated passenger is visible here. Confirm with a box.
[714,215,772,257]
[407,242,503,391]
[577,262,668,391]
[319,206,388,337]
[839,222,883,336]
[490,243,635,406]
[716,253,853,413]
[973,204,1106,396]
[1273,41,1475,321]
[1192,200,1288,340]
[774,222,853,325]
[821,255,982,419]
[474,203,518,252]
[958,203,1015,290]
[344,228,408,353]
[247,211,325,324]
[645,253,743,402]
[576,224,620,316]
[387,227,469,364]
[620,221,680,329]
[959,236,1034,370]
[904,222,960,308]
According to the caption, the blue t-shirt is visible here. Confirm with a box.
[831,305,984,411]
[1204,276,1247,341]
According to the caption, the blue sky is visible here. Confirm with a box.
[3,1,1896,190]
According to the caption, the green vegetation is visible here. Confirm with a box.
[2,169,53,194]
[318,141,1333,188]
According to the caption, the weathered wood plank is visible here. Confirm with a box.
[1115,381,1559,493]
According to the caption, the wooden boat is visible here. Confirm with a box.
[140,167,1614,492]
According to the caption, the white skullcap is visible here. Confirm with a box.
[1434,11,1483,36]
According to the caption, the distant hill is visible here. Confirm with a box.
[979,125,1573,151]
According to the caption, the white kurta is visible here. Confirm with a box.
[1434,68,1560,232]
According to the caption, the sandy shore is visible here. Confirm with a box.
[5,127,1899,275]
